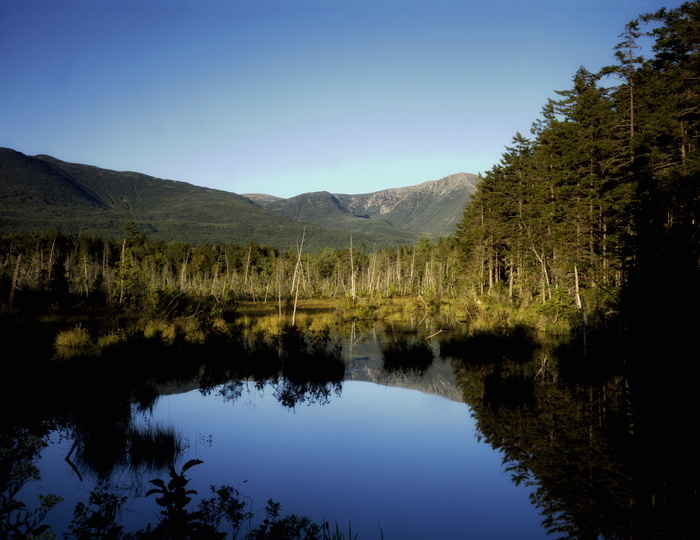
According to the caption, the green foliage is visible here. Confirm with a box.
[454,2,699,324]
[0,148,417,251]
[535,288,577,322]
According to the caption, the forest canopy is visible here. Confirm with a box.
[454,2,698,331]
[0,3,697,337]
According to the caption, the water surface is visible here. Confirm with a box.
[28,348,547,538]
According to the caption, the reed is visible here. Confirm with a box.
[96,331,126,349]
[127,425,183,472]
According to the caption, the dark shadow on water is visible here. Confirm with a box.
[482,372,536,410]
[381,337,434,375]
[440,311,699,540]
[439,324,539,365]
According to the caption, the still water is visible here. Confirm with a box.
[24,325,548,539]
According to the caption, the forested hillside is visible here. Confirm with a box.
[0,149,418,250]
[454,2,698,334]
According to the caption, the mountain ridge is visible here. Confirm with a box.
[1,147,475,248]
[244,172,478,239]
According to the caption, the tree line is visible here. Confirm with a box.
[455,2,698,327]
[2,3,697,330]
[0,224,465,315]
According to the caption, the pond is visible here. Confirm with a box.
[4,313,698,538]
[10,318,546,539]
[35,380,543,539]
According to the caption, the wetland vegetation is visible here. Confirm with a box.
[1,3,699,538]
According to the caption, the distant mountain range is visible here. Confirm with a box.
[244,172,478,240]
[0,147,476,250]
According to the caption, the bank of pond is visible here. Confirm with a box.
[1,300,697,539]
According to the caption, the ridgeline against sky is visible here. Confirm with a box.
[0,0,687,198]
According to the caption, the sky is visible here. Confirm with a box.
[0,0,687,198]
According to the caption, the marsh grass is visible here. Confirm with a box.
[55,325,91,348]
[126,425,183,472]
[54,325,97,359]
[96,331,127,349]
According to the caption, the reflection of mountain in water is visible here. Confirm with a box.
[152,332,463,404]
[341,332,462,403]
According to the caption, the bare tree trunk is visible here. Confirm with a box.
[291,229,305,326]
[349,234,356,301]
[83,254,90,297]
[119,239,127,305]
[180,249,190,290]
[574,264,583,309]
[48,237,56,284]
[9,254,21,305]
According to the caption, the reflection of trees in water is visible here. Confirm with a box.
[206,324,345,410]
[9,314,694,538]
[0,320,352,537]
[209,326,346,410]
[381,337,434,376]
[1,322,348,486]
[442,325,698,539]
[0,430,63,538]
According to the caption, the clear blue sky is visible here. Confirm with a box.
[0,0,684,198]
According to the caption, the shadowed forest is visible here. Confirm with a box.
[1,3,698,539]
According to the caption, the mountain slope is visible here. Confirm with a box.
[0,148,416,250]
[246,173,477,239]
[244,190,418,240]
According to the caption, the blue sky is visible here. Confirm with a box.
[0,0,684,198]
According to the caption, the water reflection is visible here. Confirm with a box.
[440,324,698,540]
[381,338,434,375]
[2,312,697,538]
[441,327,633,539]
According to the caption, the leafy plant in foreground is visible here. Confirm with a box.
[66,480,126,540]
[143,459,221,539]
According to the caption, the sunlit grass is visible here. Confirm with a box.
[55,325,91,348]
[96,330,126,349]
[54,325,96,358]
[143,319,177,344]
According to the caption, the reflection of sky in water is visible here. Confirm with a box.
[30,381,546,539]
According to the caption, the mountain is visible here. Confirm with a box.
[245,172,478,239]
[0,148,417,250]
[0,147,476,249]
